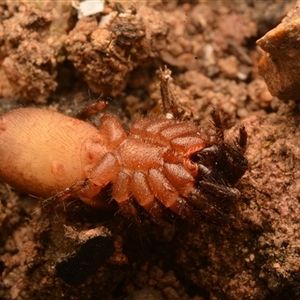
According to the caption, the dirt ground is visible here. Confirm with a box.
[1,1,300,299]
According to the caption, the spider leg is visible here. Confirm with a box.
[156,66,181,119]
[76,98,110,120]
[42,179,89,211]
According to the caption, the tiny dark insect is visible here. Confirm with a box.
[111,20,141,47]
[0,67,248,223]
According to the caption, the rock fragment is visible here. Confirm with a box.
[257,1,300,101]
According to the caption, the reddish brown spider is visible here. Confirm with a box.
[0,68,248,222]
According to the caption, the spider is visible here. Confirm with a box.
[0,67,248,222]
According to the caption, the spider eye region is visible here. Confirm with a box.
[193,142,248,188]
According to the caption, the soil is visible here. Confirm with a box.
[1,1,300,300]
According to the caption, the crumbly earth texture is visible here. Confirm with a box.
[1,1,300,299]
